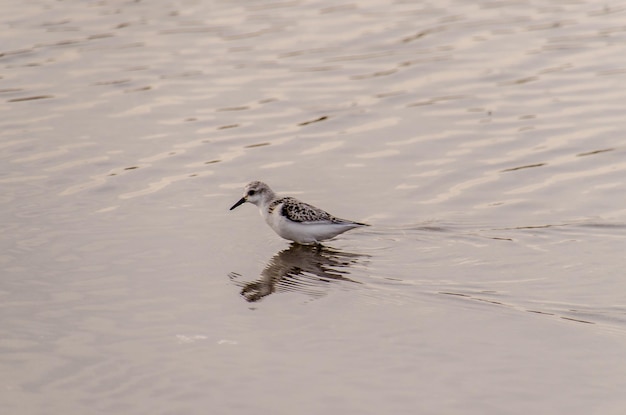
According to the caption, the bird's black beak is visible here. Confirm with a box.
[229,197,246,210]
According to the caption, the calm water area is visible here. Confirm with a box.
[2,0,626,414]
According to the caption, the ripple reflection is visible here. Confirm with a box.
[229,244,368,303]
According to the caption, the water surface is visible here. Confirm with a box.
[1,1,626,414]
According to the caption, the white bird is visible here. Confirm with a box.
[229,181,368,244]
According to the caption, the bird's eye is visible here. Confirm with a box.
[247,190,256,196]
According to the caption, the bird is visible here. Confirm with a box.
[229,181,368,244]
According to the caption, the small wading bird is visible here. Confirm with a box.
[229,181,368,244]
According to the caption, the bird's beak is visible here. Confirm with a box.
[229,197,246,211]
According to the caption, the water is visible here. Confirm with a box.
[2,0,626,414]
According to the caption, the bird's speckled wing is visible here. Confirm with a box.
[270,197,336,223]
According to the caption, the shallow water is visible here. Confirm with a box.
[2,0,626,414]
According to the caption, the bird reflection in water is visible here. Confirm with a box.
[229,243,368,302]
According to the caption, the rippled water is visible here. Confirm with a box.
[2,1,626,414]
